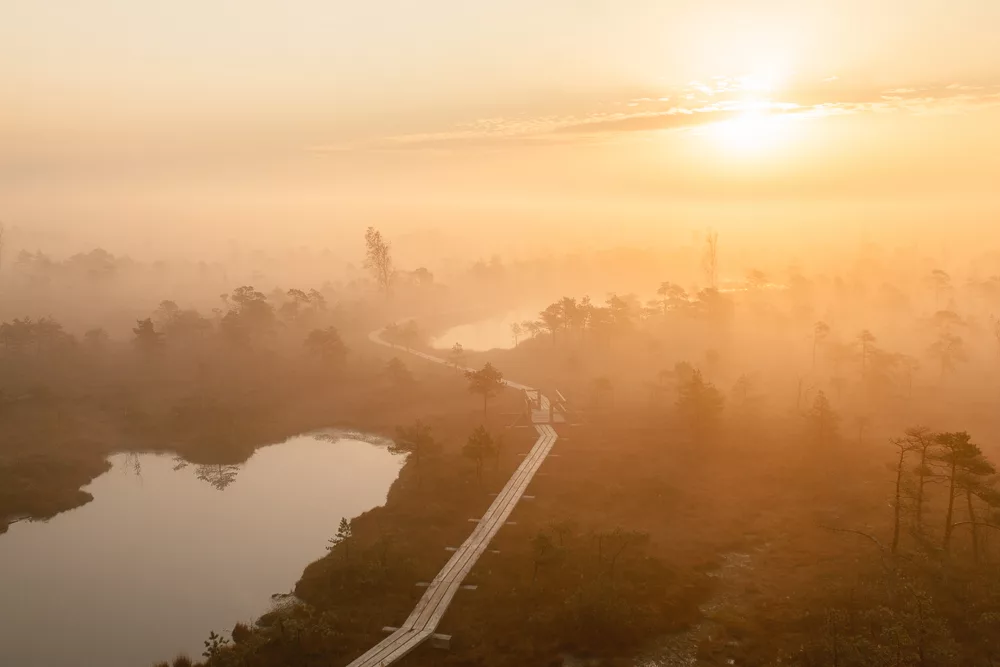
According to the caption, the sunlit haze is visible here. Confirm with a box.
[5,7,1000,667]
[4,1,1000,260]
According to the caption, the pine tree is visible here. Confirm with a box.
[676,369,724,444]
[327,517,353,560]
[808,391,838,445]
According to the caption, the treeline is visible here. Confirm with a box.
[0,283,376,527]
[1,285,349,378]
[511,286,734,348]
[789,426,1000,665]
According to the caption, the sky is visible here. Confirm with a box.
[3,1,1000,260]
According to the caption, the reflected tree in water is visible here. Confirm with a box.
[121,452,143,478]
[196,463,241,491]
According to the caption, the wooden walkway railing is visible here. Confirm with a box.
[349,328,560,667]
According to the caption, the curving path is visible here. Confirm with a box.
[345,329,559,667]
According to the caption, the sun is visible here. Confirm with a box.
[705,110,793,155]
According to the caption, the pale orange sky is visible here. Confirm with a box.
[3,1,1000,259]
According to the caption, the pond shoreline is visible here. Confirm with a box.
[0,433,405,667]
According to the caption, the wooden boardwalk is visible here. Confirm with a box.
[349,329,560,667]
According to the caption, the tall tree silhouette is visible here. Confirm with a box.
[702,229,719,289]
[448,342,466,371]
[132,318,163,357]
[656,282,688,315]
[676,369,724,443]
[304,327,348,369]
[927,315,966,381]
[807,391,838,445]
[934,431,991,552]
[364,226,394,298]
[521,320,541,340]
[889,433,919,553]
[327,517,353,560]
[928,268,951,307]
[510,322,522,347]
[903,426,938,536]
[539,304,563,345]
[856,329,877,381]
[463,426,496,481]
[957,456,998,563]
[813,321,830,371]
[466,362,504,418]
[559,297,580,337]
[220,286,274,345]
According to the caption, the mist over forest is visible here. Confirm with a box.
[5,1,1000,665]
[3,220,1000,666]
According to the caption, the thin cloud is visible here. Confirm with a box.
[313,80,1000,152]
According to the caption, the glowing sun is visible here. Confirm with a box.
[705,110,794,155]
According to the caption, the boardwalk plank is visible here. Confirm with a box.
[347,330,561,667]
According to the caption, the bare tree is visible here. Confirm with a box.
[702,229,719,290]
[889,433,919,553]
[448,342,465,371]
[510,321,522,347]
[364,226,394,297]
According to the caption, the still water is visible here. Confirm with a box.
[432,305,547,351]
[0,432,403,667]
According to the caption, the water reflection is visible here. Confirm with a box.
[432,305,548,351]
[196,463,242,491]
[0,432,403,667]
[122,451,143,478]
